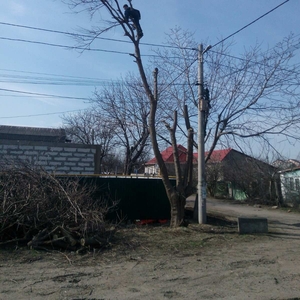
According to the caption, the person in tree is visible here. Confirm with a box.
[123,4,143,38]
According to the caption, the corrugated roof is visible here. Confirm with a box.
[278,166,300,174]
[146,145,232,165]
[192,148,232,162]
[145,145,188,165]
[206,148,232,162]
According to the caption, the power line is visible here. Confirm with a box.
[0,68,125,87]
[0,0,292,56]
[0,0,293,65]
[0,109,86,119]
[0,21,129,43]
[211,0,290,49]
[0,73,120,86]
[0,21,193,51]
[0,68,121,81]
[0,70,193,90]
[161,0,293,93]
[209,38,300,81]
[0,0,293,121]
[0,36,133,55]
[0,88,91,101]
[1,42,298,89]
[0,35,181,59]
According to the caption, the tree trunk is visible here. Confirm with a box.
[169,191,186,227]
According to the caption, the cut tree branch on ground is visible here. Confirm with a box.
[0,161,119,251]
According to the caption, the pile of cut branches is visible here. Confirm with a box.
[0,161,118,251]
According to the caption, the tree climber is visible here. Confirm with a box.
[123,3,143,39]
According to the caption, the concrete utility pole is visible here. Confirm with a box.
[197,44,211,224]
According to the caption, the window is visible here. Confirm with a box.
[290,178,295,191]
[295,178,300,191]
[285,177,289,188]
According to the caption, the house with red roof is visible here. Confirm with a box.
[145,145,276,200]
[145,145,239,178]
[144,145,192,176]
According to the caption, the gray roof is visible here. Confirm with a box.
[0,125,66,142]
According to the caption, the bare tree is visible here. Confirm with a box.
[151,69,195,226]
[205,35,300,161]
[152,29,300,161]
[93,76,151,175]
[63,0,195,227]
[62,108,116,173]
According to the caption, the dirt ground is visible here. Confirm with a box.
[1,199,300,300]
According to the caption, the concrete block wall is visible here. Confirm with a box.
[0,140,101,174]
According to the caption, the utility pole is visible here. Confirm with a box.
[197,44,211,224]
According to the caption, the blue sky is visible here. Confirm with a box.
[0,0,299,157]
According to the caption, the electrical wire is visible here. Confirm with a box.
[0,73,120,86]
[0,0,293,120]
[210,0,290,49]
[0,21,194,51]
[0,109,86,119]
[0,0,293,73]
[159,0,294,93]
[0,36,132,55]
[0,88,91,101]
[0,0,292,58]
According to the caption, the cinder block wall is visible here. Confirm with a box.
[0,140,101,174]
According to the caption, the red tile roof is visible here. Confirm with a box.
[206,148,232,162]
[145,145,188,165]
[193,149,232,162]
[146,145,232,165]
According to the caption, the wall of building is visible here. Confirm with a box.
[0,139,101,175]
[280,169,300,206]
[144,164,158,175]
[208,150,276,200]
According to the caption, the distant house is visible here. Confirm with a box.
[144,145,191,176]
[145,145,276,200]
[197,147,274,181]
[201,148,276,200]
[272,158,300,170]
[278,167,300,207]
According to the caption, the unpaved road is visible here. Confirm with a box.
[1,198,300,300]
[207,197,300,236]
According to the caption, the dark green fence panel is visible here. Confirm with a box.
[60,176,172,221]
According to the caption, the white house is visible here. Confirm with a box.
[279,167,300,206]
